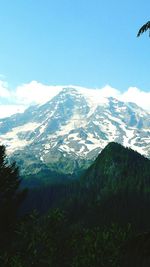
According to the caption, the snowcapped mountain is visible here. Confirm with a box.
[0,86,150,176]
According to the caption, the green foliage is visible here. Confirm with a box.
[0,208,132,267]
[70,223,131,267]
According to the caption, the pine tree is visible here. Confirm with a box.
[0,145,27,248]
[137,21,150,37]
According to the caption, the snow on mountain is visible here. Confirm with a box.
[0,86,150,175]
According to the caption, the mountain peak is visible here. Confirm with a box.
[0,88,149,177]
[99,141,149,161]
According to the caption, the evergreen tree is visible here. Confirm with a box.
[137,21,150,37]
[0,145,27,248]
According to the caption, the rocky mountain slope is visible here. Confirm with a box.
[0,87,149,176]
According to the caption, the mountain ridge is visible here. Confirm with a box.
[82,142,150,192]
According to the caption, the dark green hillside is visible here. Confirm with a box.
[82,142,150,195]
[78,142,150,230]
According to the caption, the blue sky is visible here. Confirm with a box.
[0,0,150,91]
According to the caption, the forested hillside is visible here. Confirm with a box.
[1,142,150,266]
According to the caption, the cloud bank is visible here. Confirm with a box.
[0,80,149,118]
[15,81,62,105]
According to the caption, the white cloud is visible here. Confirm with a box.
[0,105,26,118]
[78,84,150,111]
[96,85,150,111]
[15,81,62,105]
[0,80,149,119]
[121,87,150,111]
[97,85,121,98]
